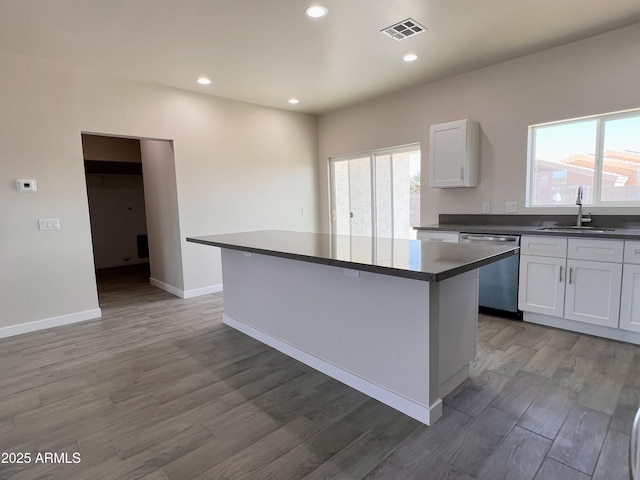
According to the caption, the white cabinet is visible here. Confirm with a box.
[564,259,622,328]
[624,241,640,264]
[416,230,459,243]
[519,236,623,329]
[620,241,640,333]
[521,236,567,257]
[621,264,640,333]
[428,119,479,188]
[518,255,566,317]
[567,238,623,263]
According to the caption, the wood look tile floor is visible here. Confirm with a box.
[1,264,639,479]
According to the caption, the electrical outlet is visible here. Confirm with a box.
[482,202,490,213]
[506,202,518,213]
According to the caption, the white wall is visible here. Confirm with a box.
[0,50,318,335]
[140,139,184,294]
[317,23,640,229]
[0,54,100,333]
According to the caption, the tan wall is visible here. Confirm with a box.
[317,23,640,229]
[0,50,318,334]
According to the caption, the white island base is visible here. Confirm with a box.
[220,249,479,425]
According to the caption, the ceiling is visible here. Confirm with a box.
[1,0,640,114]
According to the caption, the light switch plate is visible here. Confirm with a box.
[38,218,60,230]
[506,202,518,213]
[482,202,490,213]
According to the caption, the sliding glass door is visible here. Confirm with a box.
[330,144,421,244]
[331,155,372,237]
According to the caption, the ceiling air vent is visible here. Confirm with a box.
[381,18,427,41]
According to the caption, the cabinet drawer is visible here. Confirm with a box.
[568,239,623,262]
[417,231,459,243]
[520,236,567,257]
[624,241,640,265]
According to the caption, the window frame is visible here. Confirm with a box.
[526,108,640,207]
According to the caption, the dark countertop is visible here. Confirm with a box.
[187,230,519,282]
[414,215,640,240]
[415,223,640,240]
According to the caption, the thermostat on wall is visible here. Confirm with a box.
[16,179,37,192]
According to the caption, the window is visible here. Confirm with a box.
[330,144,421,240]
[527,109,640,206]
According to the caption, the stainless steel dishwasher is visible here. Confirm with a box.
[459,233,521,318]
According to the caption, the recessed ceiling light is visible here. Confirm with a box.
[288,98,300,105]
[305,5,328,18]
[403,53,418,62]
[197,77,211,85]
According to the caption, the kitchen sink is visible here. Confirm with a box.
[537,226,615,233]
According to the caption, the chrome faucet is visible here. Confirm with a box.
[576,186,583,226]
[575,186,591,226]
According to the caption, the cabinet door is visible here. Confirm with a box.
[564,259,622,328]
[620,264,640,333]
[518,255,565,317]
[428,119,478,188]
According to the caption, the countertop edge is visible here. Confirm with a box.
[187,236,519,283]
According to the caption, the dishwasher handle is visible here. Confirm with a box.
[632,406,640,480]
[459,234,520,243]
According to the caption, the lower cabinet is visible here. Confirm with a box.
[621,264,640,333]
[518,255,565,317]
[519,237,624,330]
[563,259,622,328]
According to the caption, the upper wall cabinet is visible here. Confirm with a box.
[428,119,479,188]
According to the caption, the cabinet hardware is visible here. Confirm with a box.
[569,267,573,284]
[559,266,563,282]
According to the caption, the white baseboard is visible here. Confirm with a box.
[183,284,223,299]
[524,312,640,345]
[440,365,470,399]
[0,308,102,339]
[224,313,442,425]
[149,277,183,297]
[150,277,222,299]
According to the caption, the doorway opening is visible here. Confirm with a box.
[82,134,151,295]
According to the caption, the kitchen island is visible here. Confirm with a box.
[187,230,518,425]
